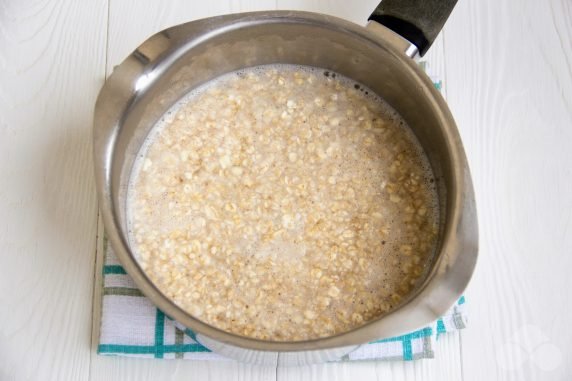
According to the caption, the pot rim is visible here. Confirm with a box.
[93,10,478,352]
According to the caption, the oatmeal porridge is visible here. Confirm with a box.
[128,65,439,341]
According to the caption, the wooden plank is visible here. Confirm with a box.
[278,361,378,381]
[443,0,572,379]
[275,0,379,24]
[0,1,107,380]
[90,356,277,381]
[105,0,278,75]
[105,0,382,75]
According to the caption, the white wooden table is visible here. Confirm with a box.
[1,0,571,380]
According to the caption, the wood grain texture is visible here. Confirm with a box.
[443,0,572,380]
[91,355,277,381]
[104,0,382,75]
[5,0,570,379]
[0,0,107,380]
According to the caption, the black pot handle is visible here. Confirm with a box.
[368,0,457,56]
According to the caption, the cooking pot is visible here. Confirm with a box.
[94,0,478,365]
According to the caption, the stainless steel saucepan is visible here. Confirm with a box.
[94,0,478,365]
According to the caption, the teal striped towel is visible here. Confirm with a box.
[97,68,465,362]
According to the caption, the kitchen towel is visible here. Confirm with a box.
[96,70,467,362]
